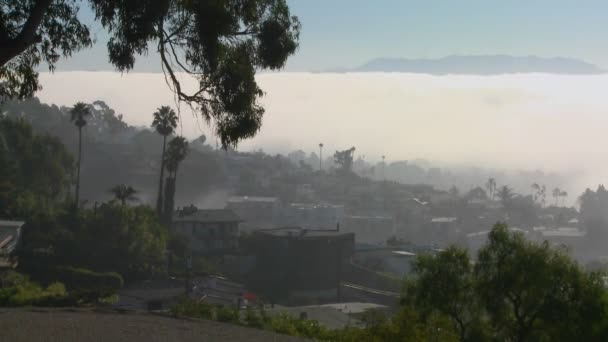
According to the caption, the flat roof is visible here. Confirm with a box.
[227,196,279,203]
[173,209,241,223]
[255,227,353,238]
[541,230,586,237]
[347,215,392,220]
[431,217,457,223]
[0,220,25,228]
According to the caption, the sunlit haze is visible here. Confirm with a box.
[38,71,608,196]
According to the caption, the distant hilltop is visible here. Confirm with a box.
[327,55,605,75]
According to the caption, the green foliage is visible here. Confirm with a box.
[0,271,116,307]
[0,0,92,98]
[168,297,443,341]
[109,184,138,206]
[334,147,356,173]
[69,102,90,129]
[170,297,214,320]
[0,117,74,218]
[2,0,300,147]
[403,223,608,342]
[405,246,484,341]
[162,135,189,223]
[475,223,608,341]
[216,306,240,324]
[244,307,265,329]
[0,271,67,307]
[165,136,190,176]
[20,201,167,282]
[151,106,178,137]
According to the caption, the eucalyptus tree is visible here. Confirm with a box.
[1,0,300,148]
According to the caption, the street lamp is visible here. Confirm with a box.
[382,155,386,182]
[319,143,324,171]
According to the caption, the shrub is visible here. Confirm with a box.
[245,308,266,329]
[0,272,68,307]
[216,306,240,324]
[170,296,213,320]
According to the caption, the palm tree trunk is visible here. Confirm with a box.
[156,135,167,216]
[75,126,82,208]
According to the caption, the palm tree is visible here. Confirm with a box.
[485,178,497,200]
[162,136,189,223]
[552,187,561,206]
[560,190,568,206]
[318,143,323,171]
[539,184,547,208]
[109,184,138,206]
[151,106,178,216]
[70,102,90,208]
[497,185,514,206]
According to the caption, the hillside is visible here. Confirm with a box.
[332,55,604,74]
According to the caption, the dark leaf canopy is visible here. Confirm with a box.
[164,135,189,173]
[0,0,92,98]
[151,106,178,137]
[70,101,90,128]
[2,0,300,147]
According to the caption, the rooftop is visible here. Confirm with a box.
[227,196,279,203]
[0,220,25,228]
[255,227,353,238]
[0,220,24,256]
[431,217,458,223]
[392,250,416,257]
[174,209,241,223]
[541,229,586,237]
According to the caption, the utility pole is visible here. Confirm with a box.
[382,155,386,182]
[319,143,324,171]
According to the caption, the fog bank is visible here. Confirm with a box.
[37,71,608,196]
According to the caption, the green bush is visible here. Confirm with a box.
[170,296,213,320]
[0,271,68,307]
[245,308,266,329]
[216,306,240,324]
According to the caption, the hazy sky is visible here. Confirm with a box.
[55,1,608,71]
[37,71,608,195]
[30,2,608,196]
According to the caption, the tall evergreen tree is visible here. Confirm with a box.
[163,136,189,224]
[70,102,90,208]
[151,106,178,217]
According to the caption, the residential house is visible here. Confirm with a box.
[172,209,241,255]
[226,196,281,231]
[0,220,24,269]
[249,227,355,304]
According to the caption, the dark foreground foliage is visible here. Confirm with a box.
[173,224,608,342]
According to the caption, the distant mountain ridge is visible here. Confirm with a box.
[328,55,605,75]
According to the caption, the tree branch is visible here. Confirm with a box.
[158,25,220,108]
[0,0,52,66]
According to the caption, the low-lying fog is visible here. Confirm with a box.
[37,71,608,201]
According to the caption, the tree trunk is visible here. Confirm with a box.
[156,135,167,216]
[0,0,52,67]
[75,126,82,208]
[163,176,176,226]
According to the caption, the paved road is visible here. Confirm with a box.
[0,308,307,342]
